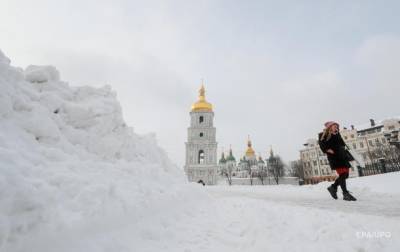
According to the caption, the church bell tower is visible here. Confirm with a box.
[184,84,218,185]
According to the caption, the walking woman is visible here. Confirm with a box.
[318,121,357,201]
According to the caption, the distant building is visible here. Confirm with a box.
[343,119,400,164]
[300,118,400,184]
[217,139,299,185]
[237,138,259,178]
[184,85,300,186]
[218,138,261,179]
[184,85,218,185]
[300,138,355,184]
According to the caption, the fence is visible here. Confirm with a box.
[358,159,400,177]
[218,177,300,186]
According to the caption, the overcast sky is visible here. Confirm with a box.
[1,0,400,167]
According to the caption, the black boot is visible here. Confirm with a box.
[327,185,338,199]
[343,191,357,201]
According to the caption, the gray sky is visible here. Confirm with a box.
[1,0,400,167]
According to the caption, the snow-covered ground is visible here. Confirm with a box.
[93,173,399,252]
[1,50,399,252]
[13,173,400,252]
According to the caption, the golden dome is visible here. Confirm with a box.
[245,138,255,157]
[191,84,213,112]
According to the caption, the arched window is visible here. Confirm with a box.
[198,150,205,164]
[199,116,204,123]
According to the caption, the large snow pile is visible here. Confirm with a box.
[0,50,203,251]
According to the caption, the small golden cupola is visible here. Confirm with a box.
[191,84,213,112]
[245,137,255,157]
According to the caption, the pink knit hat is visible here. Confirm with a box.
[324,121,339,129]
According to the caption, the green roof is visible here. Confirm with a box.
[226,149,236,162]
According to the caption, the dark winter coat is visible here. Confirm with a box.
[318,132,351,170]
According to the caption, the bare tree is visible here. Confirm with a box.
[268,155,285,185]
[220,162,234,185]
[289,160,304,179]
[257,165,268,185]
[370,143,400,171]
[242,160,256,185]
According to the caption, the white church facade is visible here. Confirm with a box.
[184,85,218,185]
[184,85,298,186]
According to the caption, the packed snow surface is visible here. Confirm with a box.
[1,50,399,252]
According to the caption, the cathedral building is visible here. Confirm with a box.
[219,138,268,179]
[184,85,218,185]
[184,85,286,185]
[237,138,261,177]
